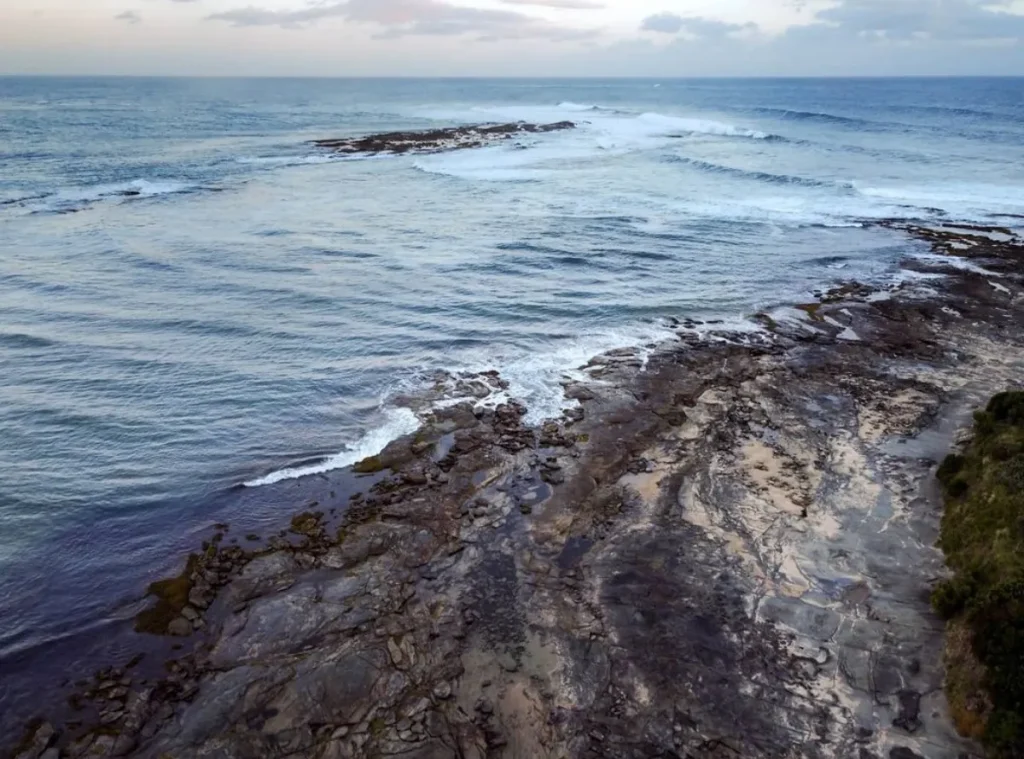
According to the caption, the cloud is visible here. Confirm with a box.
[640,13,757,37]
[115,10,142,23]
[814,0,1024,41]
[206,3,347,28]
[207,0,598,39]
[640,12,684,34]
[501,0,604,9]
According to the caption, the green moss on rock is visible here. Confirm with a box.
[352,455,387,474]
[289,511,323,536]
[795,303,824,322]
[134,554,199,635]
[934,390,1024,758]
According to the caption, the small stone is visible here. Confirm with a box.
[404,697,431,717]
[432,681,453,700]
[187,588,210,610]
[387,638,405,667]
[112,734,137,756]
[397,718,413,731]
[167,617,192,637]
[331,726,349,740]
[90,735,117,756]
[475,698,494,715]
[181,606,199,622]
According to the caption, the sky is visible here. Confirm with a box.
[2,0,1024,76]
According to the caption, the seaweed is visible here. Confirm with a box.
[134,554,199,635]
[934,390,1024,758]
[352,455,387,474]
[795,303,824,322]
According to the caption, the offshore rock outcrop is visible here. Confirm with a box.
[7,222,1024,759]
[313,122,576,156]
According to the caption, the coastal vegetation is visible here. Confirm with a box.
[934,391,1024,758]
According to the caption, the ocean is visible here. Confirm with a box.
[1,76,1022,717]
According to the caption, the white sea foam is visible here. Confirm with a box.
[19,179,199,213]
[556,101,602,111]
[633,112,771,140]
[910,252,1004,276]
[410,106,774,184]
[77,179,194,200]
[237,154,383,167]
[855,182,1024,221]
[407,101,1021,228]
[243,323,683,486]
[446,323,680,425]
[244,406,420,487]
[412,140,587,181]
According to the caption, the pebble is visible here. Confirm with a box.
[432,681,453,700]
[167,617,192,637]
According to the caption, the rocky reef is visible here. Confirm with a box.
[6,221,1024,759]
[312,122,576,156]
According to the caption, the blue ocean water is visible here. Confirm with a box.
[1,77,1022,714]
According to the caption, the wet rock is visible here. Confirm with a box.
[893,690,922,733]
[166,617,192,637]
[13,722,54,759]
[889,749,925,759]
[314,121,576,156]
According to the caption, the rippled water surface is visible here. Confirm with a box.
[1,77,1023,714]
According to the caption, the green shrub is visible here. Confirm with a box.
[936,391,1024,758]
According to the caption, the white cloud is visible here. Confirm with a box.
[640,11,758,36]
[206,0,601,39]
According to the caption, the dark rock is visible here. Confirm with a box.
[890,749,925,759]
[314,121,576,156]
[893,690,922,733]
[166,617,192,637]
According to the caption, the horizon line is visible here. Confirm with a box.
[2,73,1023,80]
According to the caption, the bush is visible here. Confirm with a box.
[936,391,1024,758]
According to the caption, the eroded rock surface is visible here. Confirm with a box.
[313,122,576,156]
[8,223,1024,759]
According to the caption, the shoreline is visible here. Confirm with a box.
[6,220,1024,759]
